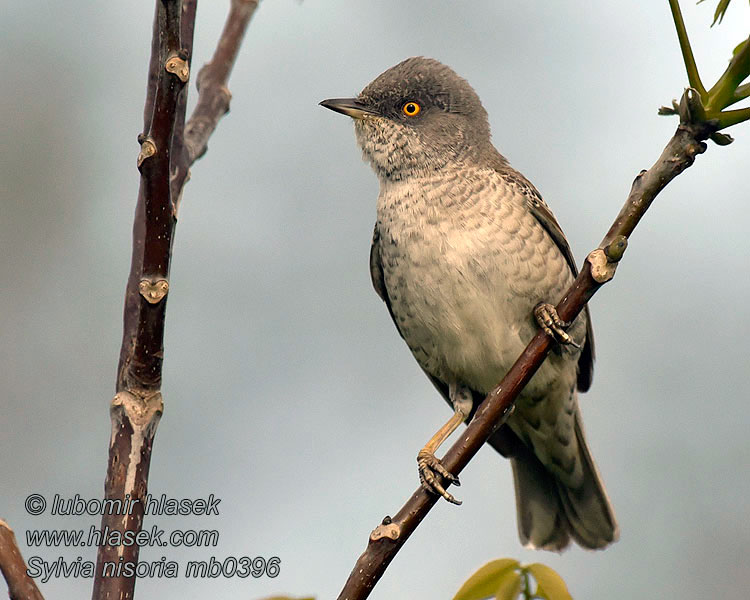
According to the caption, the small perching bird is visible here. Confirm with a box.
[320,57,618,551]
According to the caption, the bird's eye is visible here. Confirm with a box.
[402,101,421,117]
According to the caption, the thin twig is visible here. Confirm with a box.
[336,96,716,600]
[172,0,260,211]
[185,0,259,160]
[169,0,198,204]
[0,520,44,600]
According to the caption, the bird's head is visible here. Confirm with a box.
[320,57,500,180]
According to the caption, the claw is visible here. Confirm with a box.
[417,450,461,505]
[534,302,580,348]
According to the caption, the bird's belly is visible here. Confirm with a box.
[381,228,574,396]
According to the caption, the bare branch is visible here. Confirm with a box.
[93,0,189,598]
[0,520,44,600]
[90,1,258,598]
[336,96,716,600]
[171,0,259,211]
[169,0,198,204]
[185,1,259,162]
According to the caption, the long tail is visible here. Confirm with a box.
[489,414,618,551]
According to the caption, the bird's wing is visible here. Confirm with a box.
[370,223,460,403]
[500,170,595,392]
[369,224,403,338]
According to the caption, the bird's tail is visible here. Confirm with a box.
[490,413,618,551]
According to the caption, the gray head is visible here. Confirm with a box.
[320,57,505,180]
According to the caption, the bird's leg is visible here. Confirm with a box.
[534,302,580,348]
[417,383,473,505]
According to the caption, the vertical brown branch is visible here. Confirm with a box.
[93,1,189,599]
[91,1,258,599]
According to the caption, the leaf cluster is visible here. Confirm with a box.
[663,0,750,138]
[453,559,572,600]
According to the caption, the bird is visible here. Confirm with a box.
[320,57,618,551]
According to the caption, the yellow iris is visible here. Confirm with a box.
[402,101,421,117]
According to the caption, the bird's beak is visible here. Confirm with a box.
[319,98,378,120]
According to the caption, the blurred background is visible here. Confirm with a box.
[2,1,749,599]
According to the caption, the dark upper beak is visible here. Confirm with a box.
[319,98,378,120]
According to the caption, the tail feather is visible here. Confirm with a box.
[555,413,618,549]
[511,450,572,551]
[489,416,618,551]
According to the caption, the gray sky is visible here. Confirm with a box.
[2,1,749,599]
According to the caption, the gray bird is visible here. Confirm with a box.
[320,57,618,551]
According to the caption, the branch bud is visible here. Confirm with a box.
[370,517,401,542]
[165,55,190,83]
[137,137,157,168]
[139,278,169,304]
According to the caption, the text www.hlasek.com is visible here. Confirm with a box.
[23,493,280,582]
[26,525,219,548]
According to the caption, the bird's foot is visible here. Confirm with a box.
[417,449,461,505]
[534,302,580,348]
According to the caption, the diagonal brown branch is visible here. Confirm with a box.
[336,94,717,600]
[185,0,259,162]
[172,0,260,211]
[0,521,44,600]
[169,0,198,204]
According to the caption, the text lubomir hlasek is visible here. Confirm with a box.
[49,494,220,516]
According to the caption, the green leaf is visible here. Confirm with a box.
[709,131,734,145]
[709,0,732,25]
[526,563,573,600]
[494,571,522,600]
[698,0,733,26]
[453,559,521,600]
